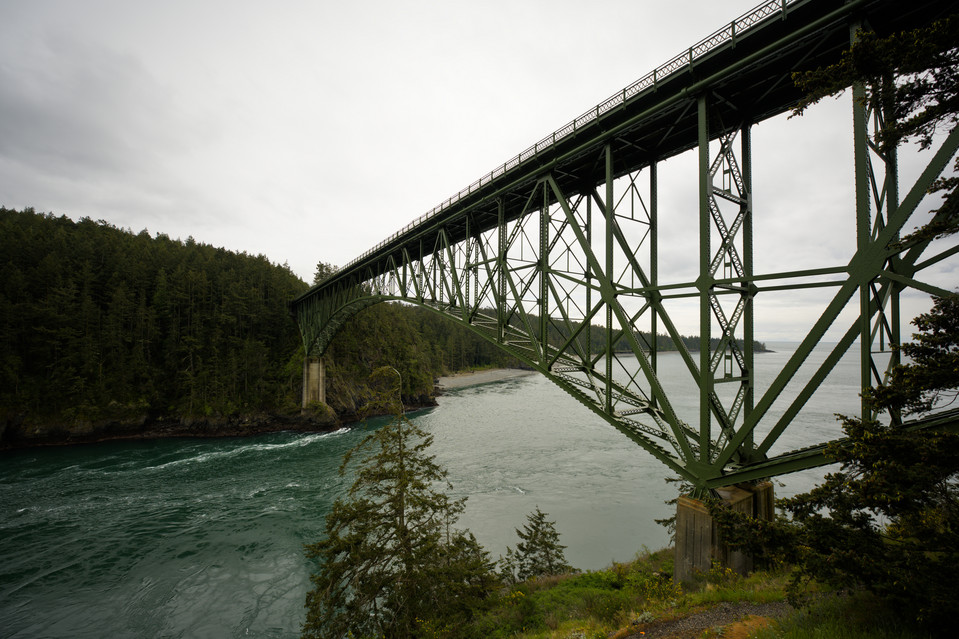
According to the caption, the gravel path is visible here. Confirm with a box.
[624,601,793,638]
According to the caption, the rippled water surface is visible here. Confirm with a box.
[1,342,860,637]
[0,429,369,638]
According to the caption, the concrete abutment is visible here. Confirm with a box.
[302,357,326,408]
[674,481,773,583]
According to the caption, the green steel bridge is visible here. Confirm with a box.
[292,0,959,492]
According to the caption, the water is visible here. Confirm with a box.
[0,430,365,638]
[1,341,863,637]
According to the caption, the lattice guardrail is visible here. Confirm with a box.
[335,0,795,278]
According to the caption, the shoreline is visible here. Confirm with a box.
[0,410,343,452]
[3,369,533,451]
[436,367,535,390]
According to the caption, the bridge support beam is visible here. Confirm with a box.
[674,482,773,583]
[302,357,326,408]
[291,0,959,495]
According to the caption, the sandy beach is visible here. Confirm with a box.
[435,368,535,390]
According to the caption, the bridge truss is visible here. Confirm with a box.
[292,0,959,490]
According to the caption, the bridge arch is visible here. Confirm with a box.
[292,0,959,491]
[298,288,699,480]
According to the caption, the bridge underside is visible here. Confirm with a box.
[292,0,959,489]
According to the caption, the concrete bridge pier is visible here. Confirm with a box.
[302,357,326,408]
[674,482,774,583]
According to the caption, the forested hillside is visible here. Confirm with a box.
[1,207,764,447]
[0,208,308,425]
[321,303,520,419]
[0,208,520,446]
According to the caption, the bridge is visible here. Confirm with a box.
[292,0,959,497]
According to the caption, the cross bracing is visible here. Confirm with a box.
[292,0,959,490]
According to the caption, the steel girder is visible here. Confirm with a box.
[292,0,959,489]
[292,120,958,489]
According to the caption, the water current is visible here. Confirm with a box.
[0,342,864,637]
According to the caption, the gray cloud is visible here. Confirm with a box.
[0,0,953,340]
[1,35,175,175]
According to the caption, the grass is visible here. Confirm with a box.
[458,550,937,639]
[464,548,673,638]
[749,593,939,639]
[463,548,791,639]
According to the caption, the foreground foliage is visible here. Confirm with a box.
[467,550,799,639]
[751,592,940,639]
[470,549,680,639]
[712,297,959,635]
[793,12,959,243]
[468,558,942,639]
[709,15,959,634]
[501,507,575,584]
[303,368,498,639]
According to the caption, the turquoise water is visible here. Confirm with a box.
[0,428,370,638]
[0,341,862,637]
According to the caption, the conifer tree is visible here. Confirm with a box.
[711,296,959,633]
[792,13,959,242]
[302,367,496,639]
[709,15,959,630]
[505,507,574,582]
[312,260,337,285]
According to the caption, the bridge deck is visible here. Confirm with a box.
[290,0,958,487]
[295,0,949,305]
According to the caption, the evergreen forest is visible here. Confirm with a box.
[1,206,763,446]
[0,208,307,424]
[0,208,521,444]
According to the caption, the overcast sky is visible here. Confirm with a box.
[1,0,955,341]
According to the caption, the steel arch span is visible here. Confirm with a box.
[291,0,959,490]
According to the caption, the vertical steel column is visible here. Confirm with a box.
[438,232,446,305]
[464,216,471,318]
[418,238,424,303]
[497,199,506,343]
[541,182,550,360]
[854,76,901,419]
[472,221,480,318]
[698,95,712,460]
[605,144,615,413]
[586,186,593,364]
[741,123,755,455]
[884,91,901,397]
[650,161,659,407]
[873,74,901,407]
[852,28,872,419]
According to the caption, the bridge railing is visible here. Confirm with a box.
[335,0,796,279]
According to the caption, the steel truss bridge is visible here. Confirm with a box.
[292,0,959,490]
